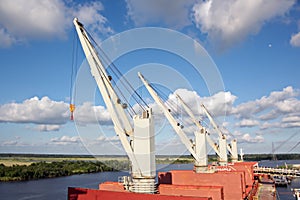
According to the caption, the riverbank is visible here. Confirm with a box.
[0,160,124,182]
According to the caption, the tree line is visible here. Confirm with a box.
[0,160,129,182]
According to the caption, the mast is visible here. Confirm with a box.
[73,18,156,193]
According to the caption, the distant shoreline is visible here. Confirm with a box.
[1,154,299,182]
[1,153,300,163]
[0,160,126,182]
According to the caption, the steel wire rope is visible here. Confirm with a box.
[107,65,147,113]
[288,141,300,152]
[80,31,129,124]
[80,30,137,124]
[149,83,187,128]
[110,78,136,118]
[70,29,78,105]
[85,30,149,111]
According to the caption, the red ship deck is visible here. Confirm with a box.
[68,162,275,200]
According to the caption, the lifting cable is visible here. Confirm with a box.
[85,30,149,111]
[81,30,139,117]
[149,83,187,128]
[69,29,78,120]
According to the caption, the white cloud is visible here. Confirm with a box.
[2,140,19,146]
[126,0,196,29]
[259,110,281,121]
[51,135,80,145]
[0,97,113,128]
[0,0,113,47]
[200,90,237,116]
[0,96,69,125]
[72,1,114,42]
[275,98,300,113]
[290,32,300,47]
[282,115,300,123]
[232,86,299,119]
[193,0,296,49]
[260,119,300,130]
[35,124,61,132]
[170,88,237,118]
[97,135,119,141]
[73,102,111,125]
[236,119,260,128]
[240,133,264,143]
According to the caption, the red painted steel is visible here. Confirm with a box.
[159,170,245,200]
[68,187,212,200]
[159,184,223,200]
[68,162,271,200]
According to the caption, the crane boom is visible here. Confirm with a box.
[201,104,228,165]
[73,18,133,136]
[73,18,141,175]
[175,94,221,157]
[200,104,238,163]
[74,19,157,193]
[201,104,224,138]
[138,72,201,163]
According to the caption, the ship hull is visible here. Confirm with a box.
[68,162,275,200]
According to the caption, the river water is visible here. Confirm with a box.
[0,162,299,200]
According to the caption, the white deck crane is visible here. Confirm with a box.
[73,18,156,193]
[201,104,238,164]
[138,72,208,173]
[175,94,222,164]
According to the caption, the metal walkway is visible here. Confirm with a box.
[254,166,300,177]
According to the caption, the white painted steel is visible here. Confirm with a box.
[132,109,156,178]
[73,19,156,192]
[201,104,228,165]
[138,72,202,163]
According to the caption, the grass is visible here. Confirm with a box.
[0,154,193,166]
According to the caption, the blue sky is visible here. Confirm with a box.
[0,0,300,155]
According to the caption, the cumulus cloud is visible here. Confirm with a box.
[73,102,112,125]
[2,140,19,146]
[97,135,119,142]
[236,119,260,128]
[35,124,61,132]
[0,0,113,47]
[126,0,196,29]
[282,115,300,123]
[72,1,114,41]
[232,86,299,119]
[51,135,81,145]
[0,96,112,130]
[240,133,264,143]
[260,118,300,130]
[0,96,69,125]
[170,88,237,117]
[290,32,300,47]
[193,0,296,49]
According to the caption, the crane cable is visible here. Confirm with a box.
[82,31,140,117]
[85,30,149,111]
[69,29,78,120]
[148,82,188,129]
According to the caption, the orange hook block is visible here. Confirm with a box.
[70,104,75,120]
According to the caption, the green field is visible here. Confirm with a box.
[1,153,299,167]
